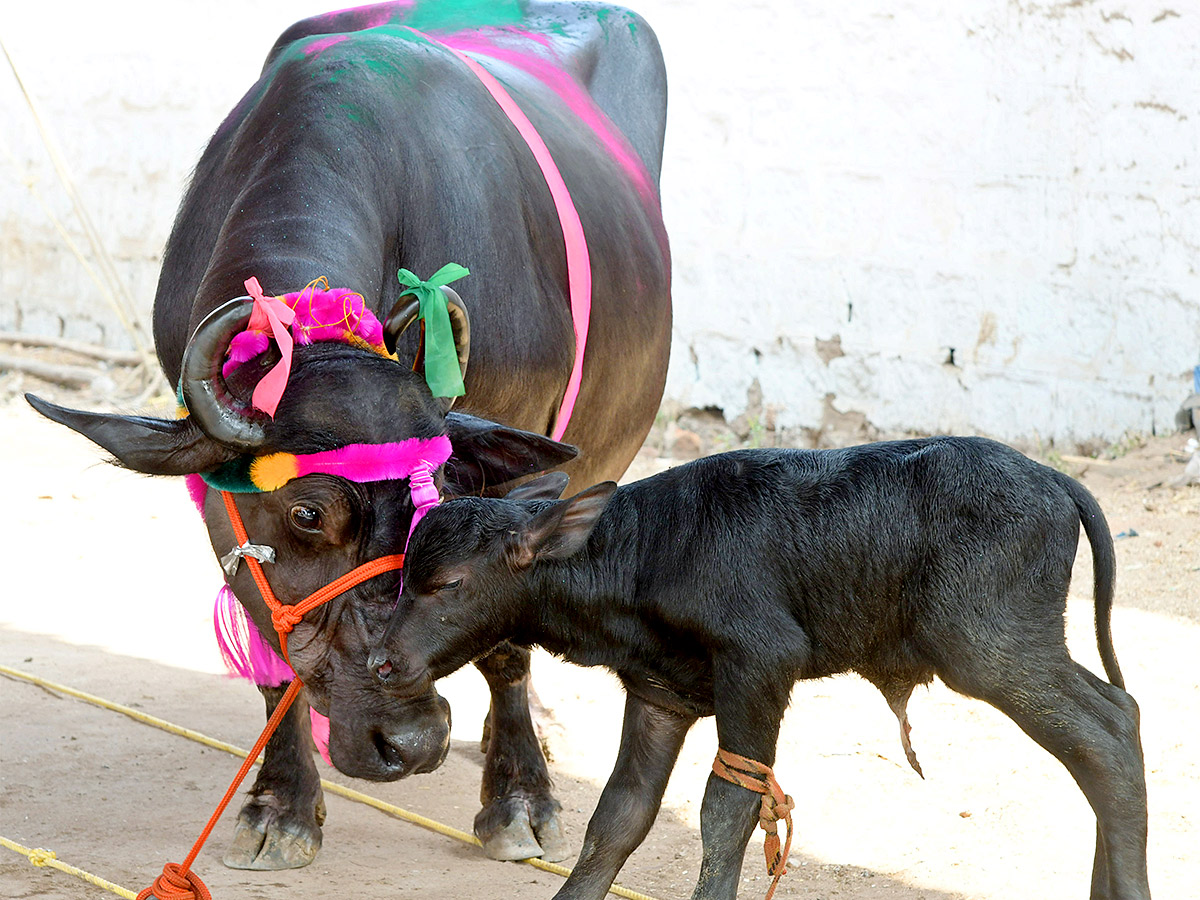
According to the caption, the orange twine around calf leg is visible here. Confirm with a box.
[711,748,795,900]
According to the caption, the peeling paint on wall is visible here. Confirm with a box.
[653,0,1200,447]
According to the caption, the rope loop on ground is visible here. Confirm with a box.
[137,861,212,900]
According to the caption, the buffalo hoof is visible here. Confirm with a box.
[222,792,325,870]
[475,797,571,862]
[478,810,542,861]
[531,812,571,862]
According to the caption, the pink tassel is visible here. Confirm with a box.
[212,585,293,686]
[212,586,335,758]
[310,709,332,765]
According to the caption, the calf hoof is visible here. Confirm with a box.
[475,797,571,862]
[223,793,325,870]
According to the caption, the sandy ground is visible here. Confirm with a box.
[1,388,1197,900]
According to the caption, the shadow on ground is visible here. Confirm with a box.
[3,628,982,900]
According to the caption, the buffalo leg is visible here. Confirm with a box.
[941,650,1150,900]
[473,642,568,861]
[692,663,790,900]
[223,682,325,870]
[554,693,695,900]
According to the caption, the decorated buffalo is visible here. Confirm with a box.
[28,0,670,871]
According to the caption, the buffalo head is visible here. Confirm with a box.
[27,290,576,781]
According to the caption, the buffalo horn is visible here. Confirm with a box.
[179,296,269,451]
[383,285,471,408]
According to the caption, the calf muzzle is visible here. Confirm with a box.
[368,647,434,699]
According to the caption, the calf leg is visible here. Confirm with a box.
[1076,664,1147,900]
[691,774,767,900]
[940,652,1149,900]
[692,662,791,900]
[224,682,325,870]
[473,642,569,860]
[555,694,695,900]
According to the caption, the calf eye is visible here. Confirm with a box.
[436,579,462,593]
[289,505,322,532]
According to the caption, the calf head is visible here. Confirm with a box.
[27,291,576,781]
[371,478,617,696]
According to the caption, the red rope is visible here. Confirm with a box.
[711,748,795,900]
[137,492,406,899]
[137,679,302,900]
[137,862,211,900]
[220,491,403,661]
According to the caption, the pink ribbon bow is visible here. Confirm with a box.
[244,276,297,418]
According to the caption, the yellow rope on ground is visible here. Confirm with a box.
[0,834,137,899]
[0,664,659,900]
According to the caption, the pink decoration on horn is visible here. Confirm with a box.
[222,279,389,380]
[243,277,296,418]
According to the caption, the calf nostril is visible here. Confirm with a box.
[367,647,391,680]
[368,647,394,682]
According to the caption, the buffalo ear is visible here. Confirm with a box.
[504,471,570,502]
[442,412,578,497]
[509,481,617,569]
[25,393,239,475]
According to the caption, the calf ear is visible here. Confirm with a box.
[442,411,578,496]
[25,393,239,475]
[510,481,617,569]
[504,471,570,502]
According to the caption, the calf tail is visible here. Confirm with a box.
[1059,474,1124,689]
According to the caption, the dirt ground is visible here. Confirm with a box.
[1,372,1197,900]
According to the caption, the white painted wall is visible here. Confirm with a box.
[0,1,326,349]
[2,1,1197,447]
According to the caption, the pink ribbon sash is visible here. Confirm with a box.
[429,35,592,442]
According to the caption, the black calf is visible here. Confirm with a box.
[373,437,1150,900]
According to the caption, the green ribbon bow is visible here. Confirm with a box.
[396,263,470,399]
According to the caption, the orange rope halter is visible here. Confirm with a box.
[220,491,406,664]
[711,748,795,900]
[137,491,406,900]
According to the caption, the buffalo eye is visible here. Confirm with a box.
[289,504,323,532]
[436,578,462,593]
